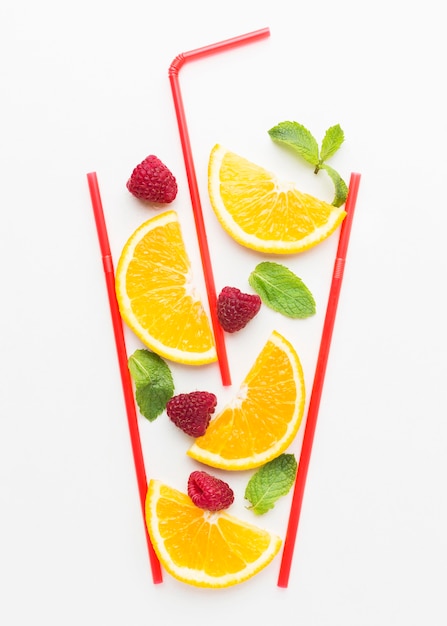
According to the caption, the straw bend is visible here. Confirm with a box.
[333,256,345,280]
[168,53,187,75]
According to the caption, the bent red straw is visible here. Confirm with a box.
[87,172,163,584]
[168,27,270,387]
[278,172,361,588]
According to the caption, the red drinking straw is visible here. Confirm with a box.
[278,172,361,588]
[87,172,163,584]
[168,27,271,387]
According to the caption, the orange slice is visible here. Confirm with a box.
[145,479,282,588]
[115,210,216,365]
[187,330,305,470]
[208,144,346,253]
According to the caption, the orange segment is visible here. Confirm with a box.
[188,330,305,470]
[145,479,282,588]
[208,144,346,253]
[115,210,216,365]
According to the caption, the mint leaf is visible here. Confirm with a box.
[128,349,174,422]
[320,124,345,162]
[248,261,316,318]
[268,121,319,166]
[245,454,297,515]
[268,120,348,206]
[321,163,348,207]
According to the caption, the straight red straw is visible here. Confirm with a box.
[86,172,163,584]
[168,27,271,387]
[278,172,361,588]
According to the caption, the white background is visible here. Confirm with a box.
[1,1,446,624]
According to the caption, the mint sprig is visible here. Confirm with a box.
[245,454,298,515]
[268,121,347,207]
[128,349,174,422]
[248,261,316,319]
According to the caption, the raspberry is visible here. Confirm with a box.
[166,391,217,437]
[187,471,234,511]
[217,286,261,333]
[126,155,178,203]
